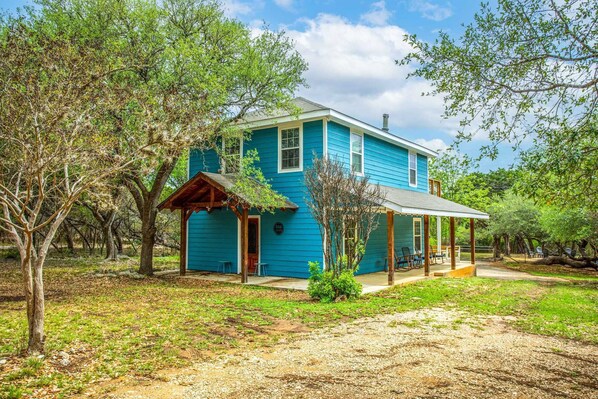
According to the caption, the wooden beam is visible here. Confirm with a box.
[424,214,430,276]
[470,218,476,266]
[387,210,395,285]
[187,201,227,208]
[209,187,215,209]
[230,206,242,220]
[180,208,188,276]
[450,216,456,270]
[241,208,249,284]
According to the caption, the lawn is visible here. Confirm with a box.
[1,256,597,399]
[503,256,598,281]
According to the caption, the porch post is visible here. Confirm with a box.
[436,217,442,255]
[424,214,430,276]
[387,210,395,285]
[180,208,188,276]
[450,216,456,270]
[241,207,249,284]
[470,218,476,266]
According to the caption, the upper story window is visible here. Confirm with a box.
[279,126,302,172]
[350,132,364,175]
[409,151,417,187]
[222,137,242,174]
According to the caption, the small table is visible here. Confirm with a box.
[218,260,233,274]
[255,262,268,276]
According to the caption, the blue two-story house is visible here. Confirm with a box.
[159,98,488,284]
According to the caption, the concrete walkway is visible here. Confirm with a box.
[475,261,568,282]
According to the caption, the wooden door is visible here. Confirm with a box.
[248,218,259,274]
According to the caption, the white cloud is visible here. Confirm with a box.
[360,1,392,26]
[221,0,263,17]
[274,0,294,11]
[408,1,453,21]
[283,14,461,139]
[415,138,449,152]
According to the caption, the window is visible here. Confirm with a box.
[222,137,241,174]
[350,132,363,175]
[413,218,422,253]
[279,126,302,172]
[409,151,417,186]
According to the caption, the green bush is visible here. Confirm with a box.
[307,261,362,303]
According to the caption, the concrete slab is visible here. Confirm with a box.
[179,262,476,294]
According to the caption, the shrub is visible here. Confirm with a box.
[307,261,362,303]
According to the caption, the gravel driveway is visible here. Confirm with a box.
[101,309,598,399]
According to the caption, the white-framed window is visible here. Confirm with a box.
[409,151,417,187]
[350,131,364,175]
[222,137,242,174]
[278,125,302,172]
[413,217,422,253]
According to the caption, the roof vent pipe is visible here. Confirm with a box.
[382,113,389,132]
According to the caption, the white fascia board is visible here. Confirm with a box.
[397,206,490,219]
[328,110,438,158]
[238,109,438,158]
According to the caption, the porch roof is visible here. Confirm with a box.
[158,172,299,212]
[380,185,489,219]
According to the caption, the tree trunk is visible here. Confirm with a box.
[504,234,511,255]
[28,257,45,353]
[63,223,75,254]
[535,256,597,270]
[493,235,501,260]
[139,207,158,275]
[113,224,123,255]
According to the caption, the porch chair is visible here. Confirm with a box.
[394,253,411,272]
[429,247,446,264]
[402,247,422,268]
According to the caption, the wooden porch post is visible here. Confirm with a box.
[450,216,456,270]
[387,210,395,285]
[241,207,249,284]
[180,208,188,276]
[470,218,476,265]
[424,215,430,276]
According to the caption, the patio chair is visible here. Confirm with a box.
[429,247,446,264]
[535,247,543,258]
[402,247,422,268]
[394,253,411,272]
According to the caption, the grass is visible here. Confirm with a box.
[1,256,597,398]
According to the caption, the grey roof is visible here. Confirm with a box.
[380,184,489,219]
[241,97,327,123]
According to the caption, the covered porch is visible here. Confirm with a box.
[179,261,475,294]
[157,171,298,283]
[380,184,489,285]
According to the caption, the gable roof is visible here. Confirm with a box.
[158,172,299,212]
[239,97,437,157]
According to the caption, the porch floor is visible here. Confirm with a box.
[180,262,475,294]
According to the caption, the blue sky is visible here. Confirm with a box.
[2,0,513,171]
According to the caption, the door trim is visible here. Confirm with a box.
[237,215,261,274]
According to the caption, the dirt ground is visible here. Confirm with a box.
[91,308,598,399]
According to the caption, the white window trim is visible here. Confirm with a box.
[413,217,422,253]
[278,124,303,173]
[221,137,243,174]
[409,151,418,187]
[350,130,364,176]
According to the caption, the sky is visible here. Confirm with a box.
[2,0,515,171]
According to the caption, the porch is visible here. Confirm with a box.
[179,261,476,294]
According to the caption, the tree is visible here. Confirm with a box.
[402,0,597,207]
[96,0,308,275]
[0,11,158,353]
[304,156,385,276]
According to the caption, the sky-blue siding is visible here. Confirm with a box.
[185,117,430,278]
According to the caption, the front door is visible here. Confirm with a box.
[248,218,259,274]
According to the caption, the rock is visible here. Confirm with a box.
[0,358,7,365]
[58,351,70,367]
